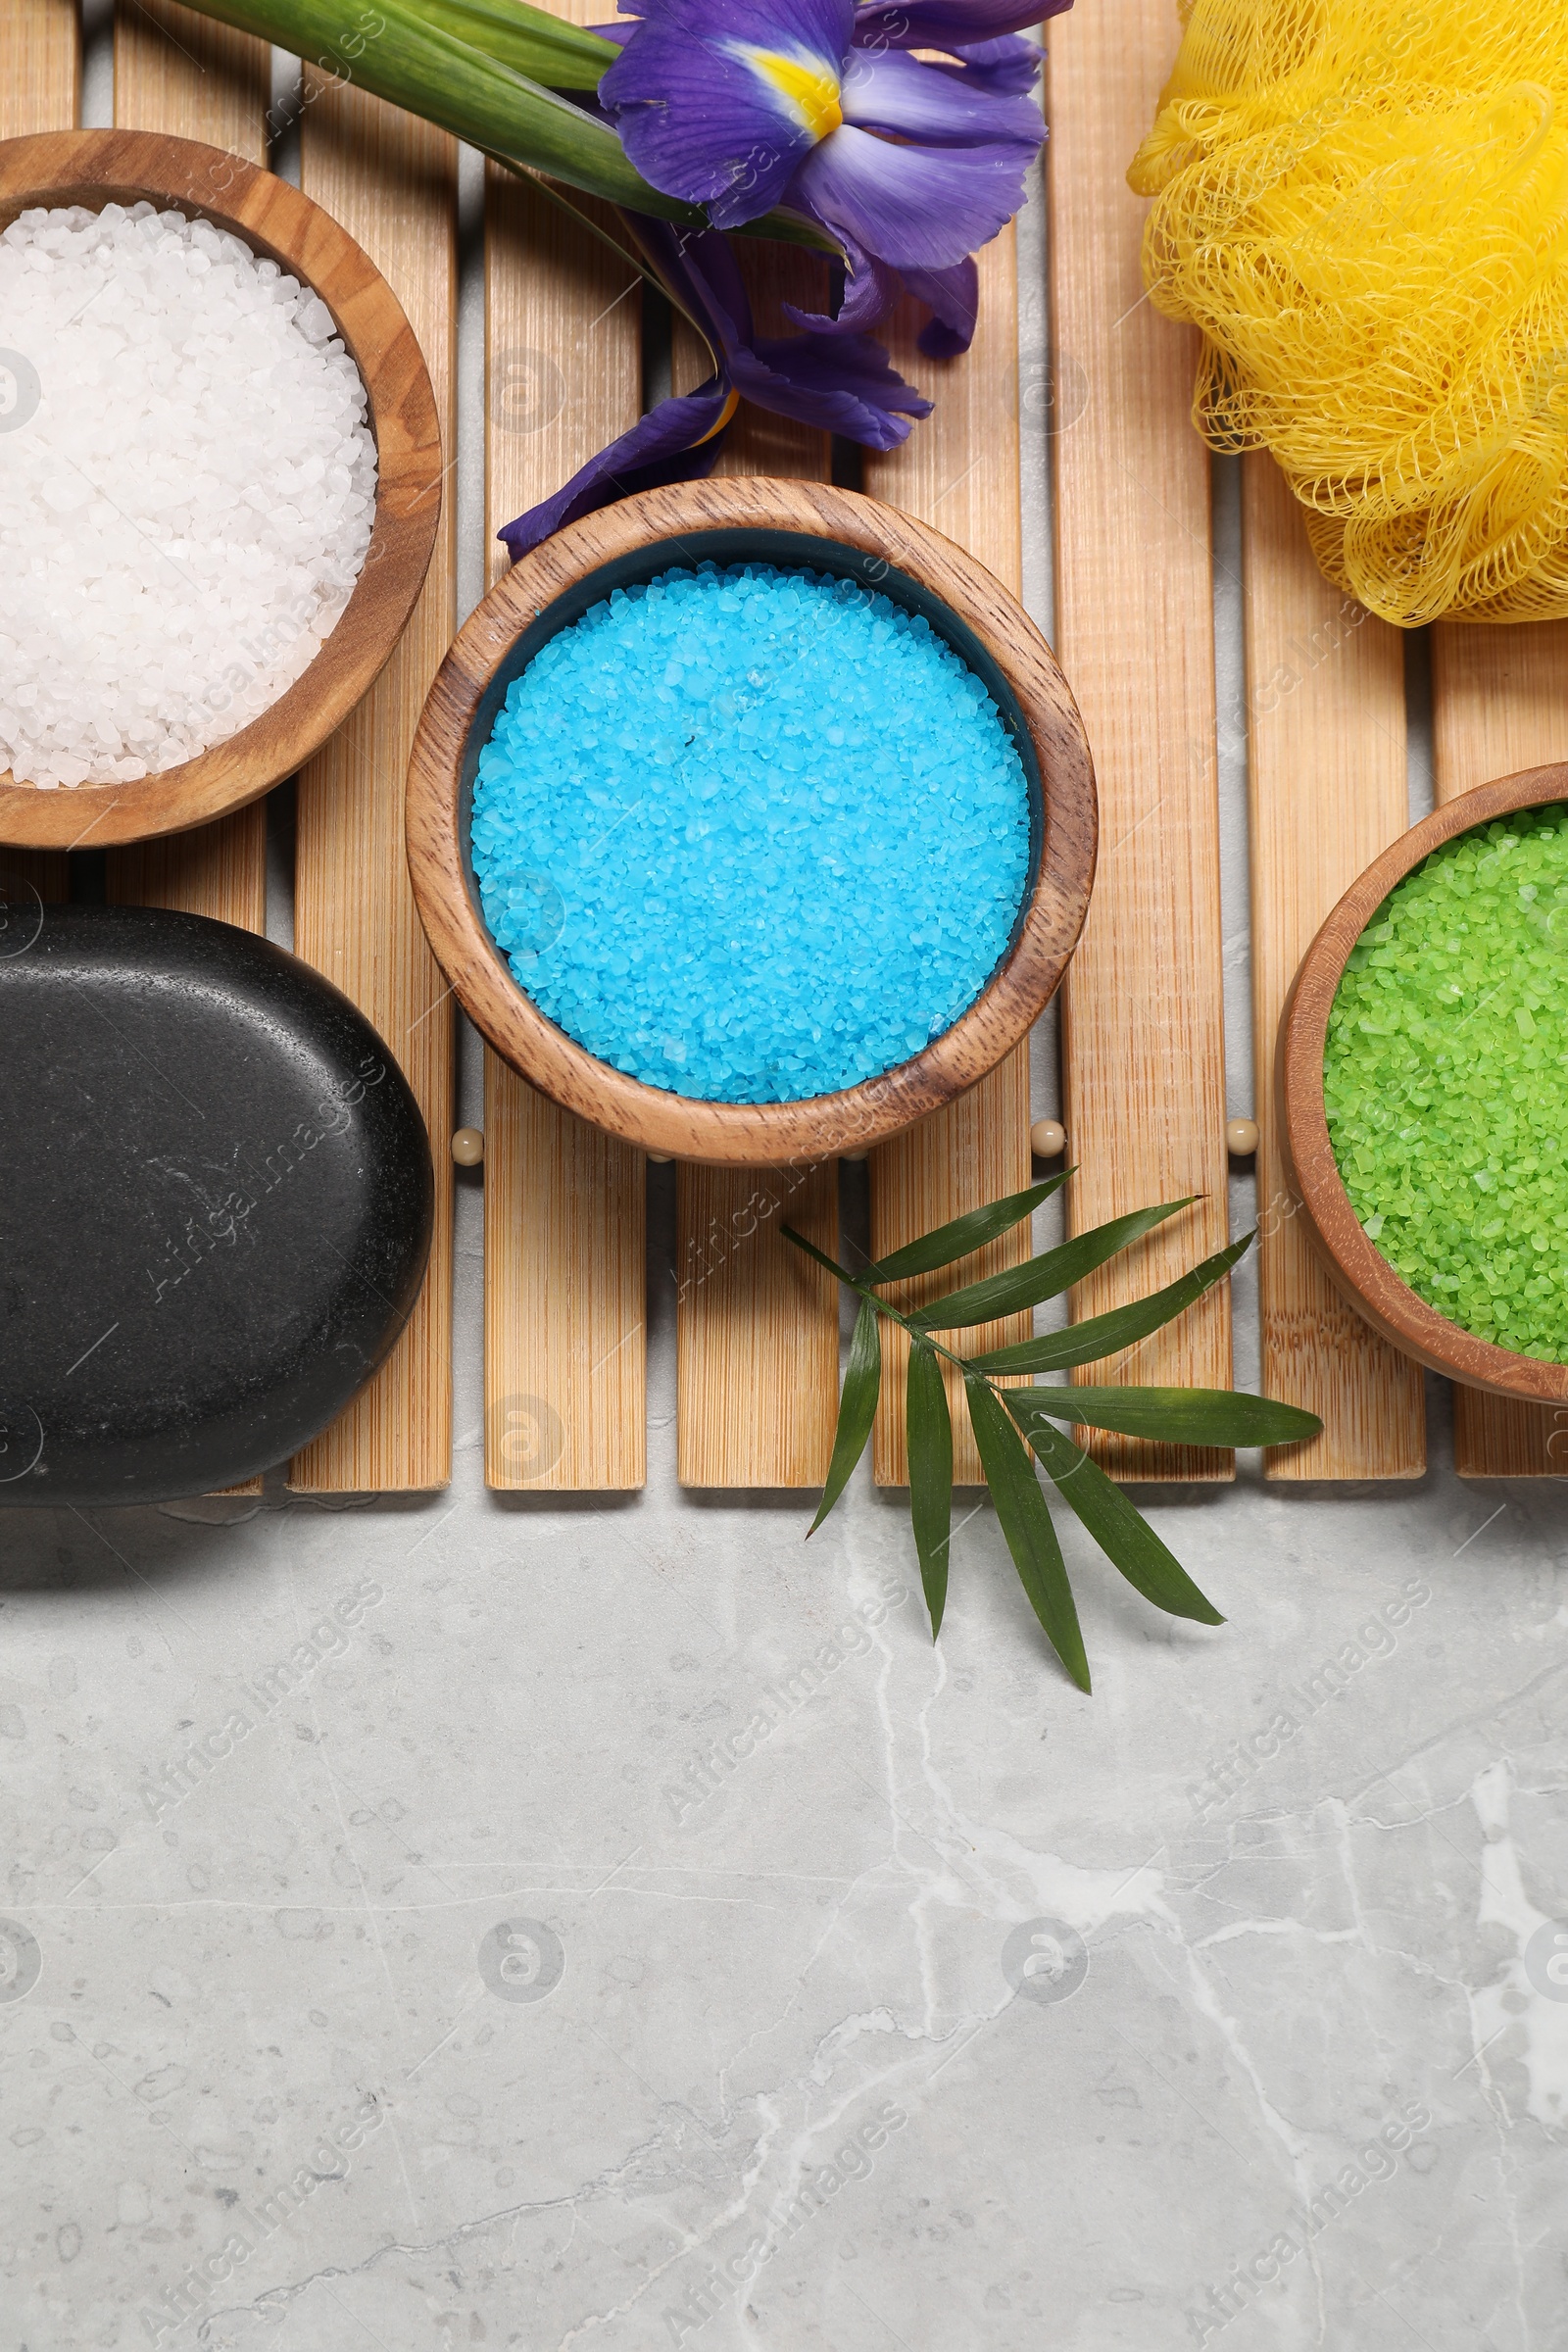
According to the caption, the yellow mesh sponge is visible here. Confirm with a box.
[1129,2,1568,625]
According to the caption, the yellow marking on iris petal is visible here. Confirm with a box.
[695,387,741,445]
[743,47,843,141]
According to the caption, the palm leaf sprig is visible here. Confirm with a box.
[782,1183,1320,1693]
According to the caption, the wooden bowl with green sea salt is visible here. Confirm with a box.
[0,128,441,851]
[1283,761,1568,1404]
[406,477,1098,1166]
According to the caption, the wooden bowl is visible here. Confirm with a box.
[406,477,1098,1164]
[0,127,441,851]
[1282,760,1568,1404]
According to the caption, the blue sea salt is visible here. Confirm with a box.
[469,562,1033,1103]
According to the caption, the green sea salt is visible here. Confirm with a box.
[1323,803,1568,1361]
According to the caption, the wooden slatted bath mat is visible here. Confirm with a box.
[7,0,1562,1495]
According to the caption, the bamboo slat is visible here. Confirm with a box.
[1243,455,1425,1478]
[107,809,267,931]
[287,80,456,1492]
[864,238,1021,591]
[1,856,68,922]
[864,235,1031,1485]
[676,1160,839,1489]
[113,0,266,164]
[670,243,841,1489]
[2,0,76,138]
[482,162,647,1490]
[1432,620,1568,1480]
[1047,0,1233,1482]
[486,1064,646,1490]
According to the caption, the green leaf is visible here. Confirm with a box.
[780,1226,857,1287]
[1014,1408,1224,1625]
[415,0,619,84]
[863,1174,1068,1286]
[906,1344,954,1638]
[808,1298,882,1536]
[177,0,707,220]
[1008,1387,1323,1448]
[909,1200,1198,1333]
[966,1234,1254,1374]
[965,1379,1090,1690]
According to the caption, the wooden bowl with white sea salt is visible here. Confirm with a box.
[0,128,441,851]
[406,477,1099,1166]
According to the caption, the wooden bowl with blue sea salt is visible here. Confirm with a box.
[406,478,1098,1165]
[0,127,441,850]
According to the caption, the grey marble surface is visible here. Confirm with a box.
[4,1369,1568,2352]
[6,44,1568,2352]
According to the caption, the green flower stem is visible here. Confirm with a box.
[408,0,619,83]
[178,0,838,248]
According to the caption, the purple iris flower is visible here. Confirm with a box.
[498,220,932,561]
[498,0,1070,557]
[600,0,1066,356]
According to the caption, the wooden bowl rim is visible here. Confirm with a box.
[406,476,1099,1164]
[1282,760,1568,1404]
[0,126,442,851]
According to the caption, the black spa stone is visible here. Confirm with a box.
[0,904,433,1506]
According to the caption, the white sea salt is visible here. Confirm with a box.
[0,202,378,788]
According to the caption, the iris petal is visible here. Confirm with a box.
[497,380,735,561]
[638,219,755,360]
[841,46,1042,148]
[932,36,1044,100]
[902,257,980,357]
[791,124,1033,270]
[498,213,933,556]
[735,333,931,450]
[660,220,923,442]
[601,0,854,227]
[853,0,1070,46]
[781,246,980,356]
[781,235,902,336]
